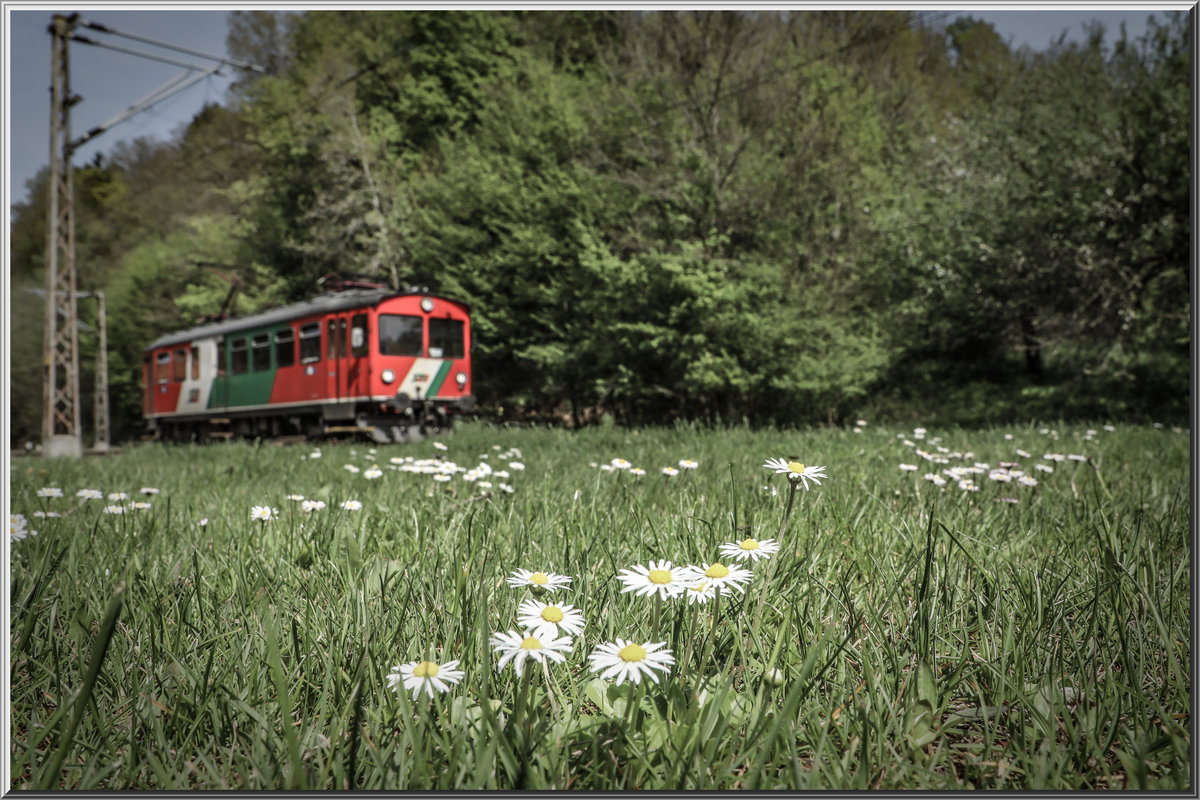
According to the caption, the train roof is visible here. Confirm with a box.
[144,289,468,351]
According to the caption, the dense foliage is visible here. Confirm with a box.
[8,10,1190,444]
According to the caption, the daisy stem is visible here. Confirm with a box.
[651,594,662,641]
[777,480,799,540]
[678,603,700,689]
[690,590,721,706]
[541,659,560,717]
[751,553,783,631]
[623,678,643,731]
[512,664,536,749]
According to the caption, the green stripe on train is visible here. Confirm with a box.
[426,360,453,396]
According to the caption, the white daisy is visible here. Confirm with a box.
[130,501,152,511]
[76,489,103,500]
[139,487,160,495]
[340,500,363,511]
[364,466,383,479]
[10,514,36,542]
[198,518,209,528]
[301,499,326,513]
[762,458,827,490]
[661,467,679,477]
[286,494,306,502]
[718,537,781,564]
[899,464,918,472]
[611,458,632,470]
[250,505,278,522]
[678,459,699,469]
[516,599,586,641]
[629,468,647,477]
[508,462,525,471]
[36,487,64,498]
[506,568,572,594]
[344,464,361,473]
[387,658,465,700]
[616,560,691,599]
[588,639,675,685]
[489,630,573,677]
[686,561,754,594]
[682,579,718,604]
[104,505,125,515]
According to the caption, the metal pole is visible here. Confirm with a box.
[93,290,110,451]
[43,13,82,458]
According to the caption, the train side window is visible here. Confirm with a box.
[299,323,321,364]
[252,333,271,371]
[216,339,227,377]
[276,328,295,368]
[156,351,171,384]
[350,314,367,357]
[190,346,199,380]
[429,317,465,359]
[231,337,248,375]
[378,314,423,356]
[173,349,187,382]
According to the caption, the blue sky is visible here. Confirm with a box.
[4,6,1187,210]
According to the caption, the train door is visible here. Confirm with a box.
[326,312,370,403]
[211,337,228,410]
[347,312,369,399]
[142,357,152,417]
[326,316,348,401]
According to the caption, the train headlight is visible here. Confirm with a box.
[381,369,396,385]
[420,298,434,313]
[455,372,467,388]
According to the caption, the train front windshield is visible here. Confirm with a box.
[378,313,465,359]
[378,314,423,356]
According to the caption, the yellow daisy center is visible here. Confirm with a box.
[739,538,760,551]
[618,643,647,662]
[413,661,439,678]
[705,563,730,579]
[647,569,672,584]
[787,462,805,473]
[689,581,708,593]
[540,606,564,623]
[529,572,549,585]
[520,636,543,650]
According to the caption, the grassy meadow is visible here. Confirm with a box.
[7,420,1191,790]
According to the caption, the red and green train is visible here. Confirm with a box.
[142,286,474,443]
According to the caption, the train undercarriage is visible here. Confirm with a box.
[150,399,464,444]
